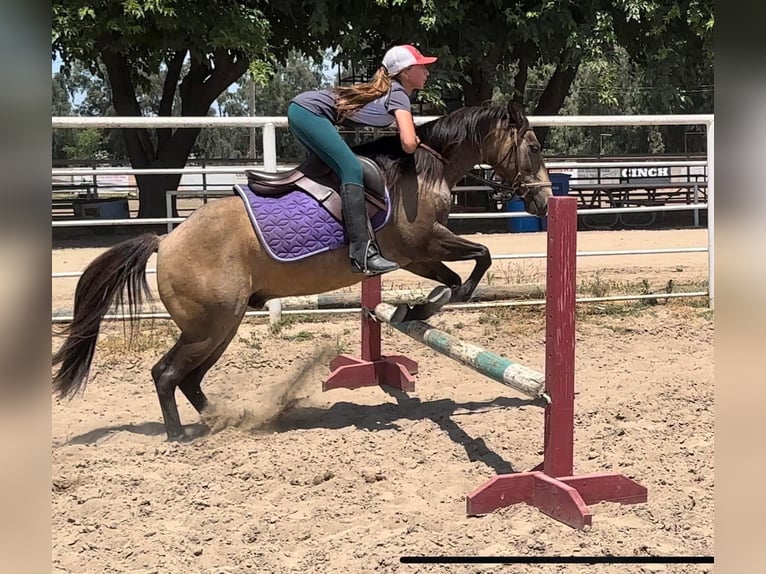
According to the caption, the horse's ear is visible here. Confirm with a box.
[507,100,529,132]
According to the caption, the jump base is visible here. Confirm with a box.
[466,471,648,530]
[323,354,418,392]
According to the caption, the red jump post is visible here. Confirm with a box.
[465,196,648,529]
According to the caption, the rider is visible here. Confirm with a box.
[287,44,437,275]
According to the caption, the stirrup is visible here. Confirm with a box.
[350,241,399,275]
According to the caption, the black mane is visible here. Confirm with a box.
[417,105,510,156]
[352,104,511,186]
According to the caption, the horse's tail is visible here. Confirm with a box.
[52,233,161,400]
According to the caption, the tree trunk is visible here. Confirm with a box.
[101,48,248,218]
[460,62,495,106]
[533,56,581,147]
[136,127,202,219]
[135,173,183,220]
[513,53,529,103]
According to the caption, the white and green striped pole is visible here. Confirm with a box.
[374,302,548,401]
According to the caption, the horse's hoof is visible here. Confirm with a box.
[426,286,452,308]
[166,427,201,443]
[387,303,409,323]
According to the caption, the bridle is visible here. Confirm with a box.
[419,125,549,202]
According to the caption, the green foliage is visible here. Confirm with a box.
[52,61,130,161]
[53,1,272,81]
[193,51,330,161]
[315,0,712,127]
[52,1,280,215]
[62,128,108,160]
[52,72,75,159]
[51,0,714,175]
[529,44,711,156]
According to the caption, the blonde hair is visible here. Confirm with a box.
[332,67,392,122]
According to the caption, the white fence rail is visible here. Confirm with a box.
[51,114,712,128]
[51,113,714,309]
[50,159,709,178]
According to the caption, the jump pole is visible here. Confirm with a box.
[373,302,546,400]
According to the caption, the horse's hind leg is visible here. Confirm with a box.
[177,328,240,414]
[151,307,247,441]
[152,195,253,439]
[151,336,220,441]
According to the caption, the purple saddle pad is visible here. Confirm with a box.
[233,184,392,262]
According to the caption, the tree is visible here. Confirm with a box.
[52,0,713,209]
[62,128,110,161]
[239,51,331,163]
[602,0,713,152]
[528,50,670,156]
[188,51,330,162]
[314,1,610,115]
[52,62,131,162]
[53,1,272,217]
[318,1,712,145]
[51,72,74,160]
[52,49,332,165]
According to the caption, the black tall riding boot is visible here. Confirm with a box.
[339,183,399,275]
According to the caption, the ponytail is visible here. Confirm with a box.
[333,67,392,122]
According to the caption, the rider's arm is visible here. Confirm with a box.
[393,109,420,154]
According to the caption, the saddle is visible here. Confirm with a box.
[245,154,387,221]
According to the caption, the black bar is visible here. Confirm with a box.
[400,556,714,564]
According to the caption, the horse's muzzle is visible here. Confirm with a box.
[524,184,552,216]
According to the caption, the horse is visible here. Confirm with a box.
[52,100,553,441]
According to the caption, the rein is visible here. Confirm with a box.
[418,130,549,201]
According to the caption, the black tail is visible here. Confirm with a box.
[52,233,161,399]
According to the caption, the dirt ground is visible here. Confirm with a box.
[51,228,713,573]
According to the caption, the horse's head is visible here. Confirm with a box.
[483,101,552,216]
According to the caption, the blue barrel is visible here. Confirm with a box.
[549,172,571,196]
[505,197,541,233]
[540,173,573,231]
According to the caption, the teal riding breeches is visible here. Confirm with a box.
[287,102,363,186]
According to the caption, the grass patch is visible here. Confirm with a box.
[280,330,315,342]
[499,260,544,285]
[240,332,263,350]
[267,313,336,335]
[576,301,650,320]
[97,320,178,363]
[581,270,611,298]
[333,335,350,356]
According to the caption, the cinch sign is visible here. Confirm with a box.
[620,167,670,178]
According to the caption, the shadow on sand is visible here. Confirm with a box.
[62,388,545,477]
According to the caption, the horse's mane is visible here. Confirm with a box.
[353,104,512,187]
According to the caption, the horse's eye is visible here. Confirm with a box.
[529,145,541,154]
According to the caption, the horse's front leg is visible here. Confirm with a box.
[425,223,492,303]
[391,226,491,321]
[397,261,462,320]
[403,261,462,290]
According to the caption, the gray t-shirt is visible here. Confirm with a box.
[290,81,411,129]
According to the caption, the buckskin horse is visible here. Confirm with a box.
[52,101,553,441]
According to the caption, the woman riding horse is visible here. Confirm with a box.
[52,99,552,441]
[288,44,437,275]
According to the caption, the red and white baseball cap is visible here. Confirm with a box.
[382,44,438,76]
